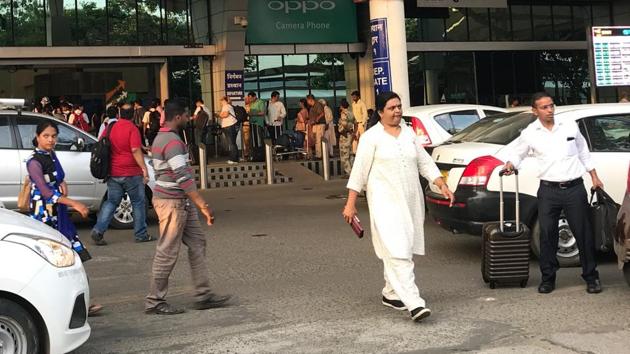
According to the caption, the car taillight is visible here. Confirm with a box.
[458,155,503,187]
[411,117,432,146]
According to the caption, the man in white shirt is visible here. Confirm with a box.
[266,91,286,141]
[503,92,604,294]
[351,90,368,154]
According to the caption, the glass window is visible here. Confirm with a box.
[165,0,190,44]
[492,52,514,102]
[592,4,611,26]
[0,116,14,148]
[406,18,420,42]
[446,8,467,41]
[109,0,138,45]
[138,0,164,45]
[484,110,505,116]
[421,18,445,41]
[490,7,511,41]
[284,55,309,114]
[471,112,537,144]
[0,1,12,45]
[511,5,532,41]
[449,112,531,143]
[244,55,259,96]
[451,110,480,132]
[17,116,38,149]
[552,6,572,41]
[434,113,452,132]
[308,54,335,107]
[258,56,284,100]
[532,5,553,41]
[584,116,630,152]
[468,8,490,41]
[571,5,591,41]
[14,0,46,46]
[77,0,107,45]
[408,53,426,106]
[168,57,201,106]
[56,123,88,152]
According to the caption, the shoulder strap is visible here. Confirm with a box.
[105,121,116,139]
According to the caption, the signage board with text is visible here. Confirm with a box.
[225,70,244,101]
[592,26,630,87]
[371,18,392,96]
[247,0,358,44]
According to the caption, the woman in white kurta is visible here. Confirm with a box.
[343,92,454,322]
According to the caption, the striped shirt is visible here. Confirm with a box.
[151,128,196,199]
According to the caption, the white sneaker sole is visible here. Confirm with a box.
[411,308,431,322]
[381,300,407,311]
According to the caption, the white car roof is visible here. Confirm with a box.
[404,104,507,116]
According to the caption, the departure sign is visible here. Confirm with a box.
[592,26,630,87]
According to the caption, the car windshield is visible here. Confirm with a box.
[447,112,536,144]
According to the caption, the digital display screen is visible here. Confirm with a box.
[592,26,630,87]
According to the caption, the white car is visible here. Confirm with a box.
[426,105,630,266]
[0,208,90,353]
[0,101,155,229]
[403,104,508,147]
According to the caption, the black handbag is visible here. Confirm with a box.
[590,187,620,252]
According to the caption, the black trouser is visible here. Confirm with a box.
[225,124,239,162]
[267,125,282,143]
[537,181,599,283]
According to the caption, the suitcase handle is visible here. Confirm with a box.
[499,169,520,233]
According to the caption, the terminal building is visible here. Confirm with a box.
[1,0,629,119]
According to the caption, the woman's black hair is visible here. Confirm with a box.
[299,98,307,107]
[32,120,59,147]
[340,98,349,109]
[367,91,401,130]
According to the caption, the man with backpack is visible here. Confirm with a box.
[91,103,152,245]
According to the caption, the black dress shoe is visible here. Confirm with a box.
[382,296,406,311]
[410,307,431,322]
[194,293,232,310]
[587,279,602,294]
[538,282,555,294]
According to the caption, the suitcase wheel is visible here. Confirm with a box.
[520,280,528,288]
[489,281,496,289]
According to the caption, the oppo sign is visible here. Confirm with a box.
[268,1,337,14]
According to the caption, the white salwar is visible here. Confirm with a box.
[347,122,441,311]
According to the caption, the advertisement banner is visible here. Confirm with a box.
[416,0,507,8]
[225,70,244,101]
[592,26,630,87]
[370,18,392,96]
[246,0,358,44]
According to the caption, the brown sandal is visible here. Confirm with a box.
[88,304,104,316]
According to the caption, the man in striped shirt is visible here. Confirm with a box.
[145,100,231,315]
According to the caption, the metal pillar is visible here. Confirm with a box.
[199,144,207,190]
[264,139,274,185]
[322,138,330,181]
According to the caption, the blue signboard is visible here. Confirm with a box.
[225,70,244,100]
[373,61,392,95]
[370,18,392,95]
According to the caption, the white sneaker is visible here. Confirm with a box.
[227,160,238,165]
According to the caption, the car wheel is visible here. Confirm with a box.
[623,263,630,287]
[104,193,151,230]
[531,216,581,267]
[0,298,40,354]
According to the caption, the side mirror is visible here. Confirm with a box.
[75,137,85,151]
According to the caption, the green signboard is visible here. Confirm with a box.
[246,0,358,44]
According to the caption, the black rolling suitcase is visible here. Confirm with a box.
[481,170,530,289]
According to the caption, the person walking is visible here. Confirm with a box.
[319,98,337,158]
[503,92,603,294]
[306,94,326,159]
[342,91,454,322]
[218,96,239,164]
[351,91,368,154]
[146,100,162,146]
[266,91,286,142]
[91,103,152,245]
[27,120,103,315]
[145,100,231,315]
[338,99,355,178]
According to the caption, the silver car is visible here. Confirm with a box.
[0,107,154,229]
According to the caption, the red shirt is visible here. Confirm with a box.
[101,119,143,177]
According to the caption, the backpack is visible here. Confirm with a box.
[90,121,116,179]
[233,105,248,124]
[148,110,161,132]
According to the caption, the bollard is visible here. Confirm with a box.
[199,144,207,190]
[264,139,274,185]
[322,138,330,181]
